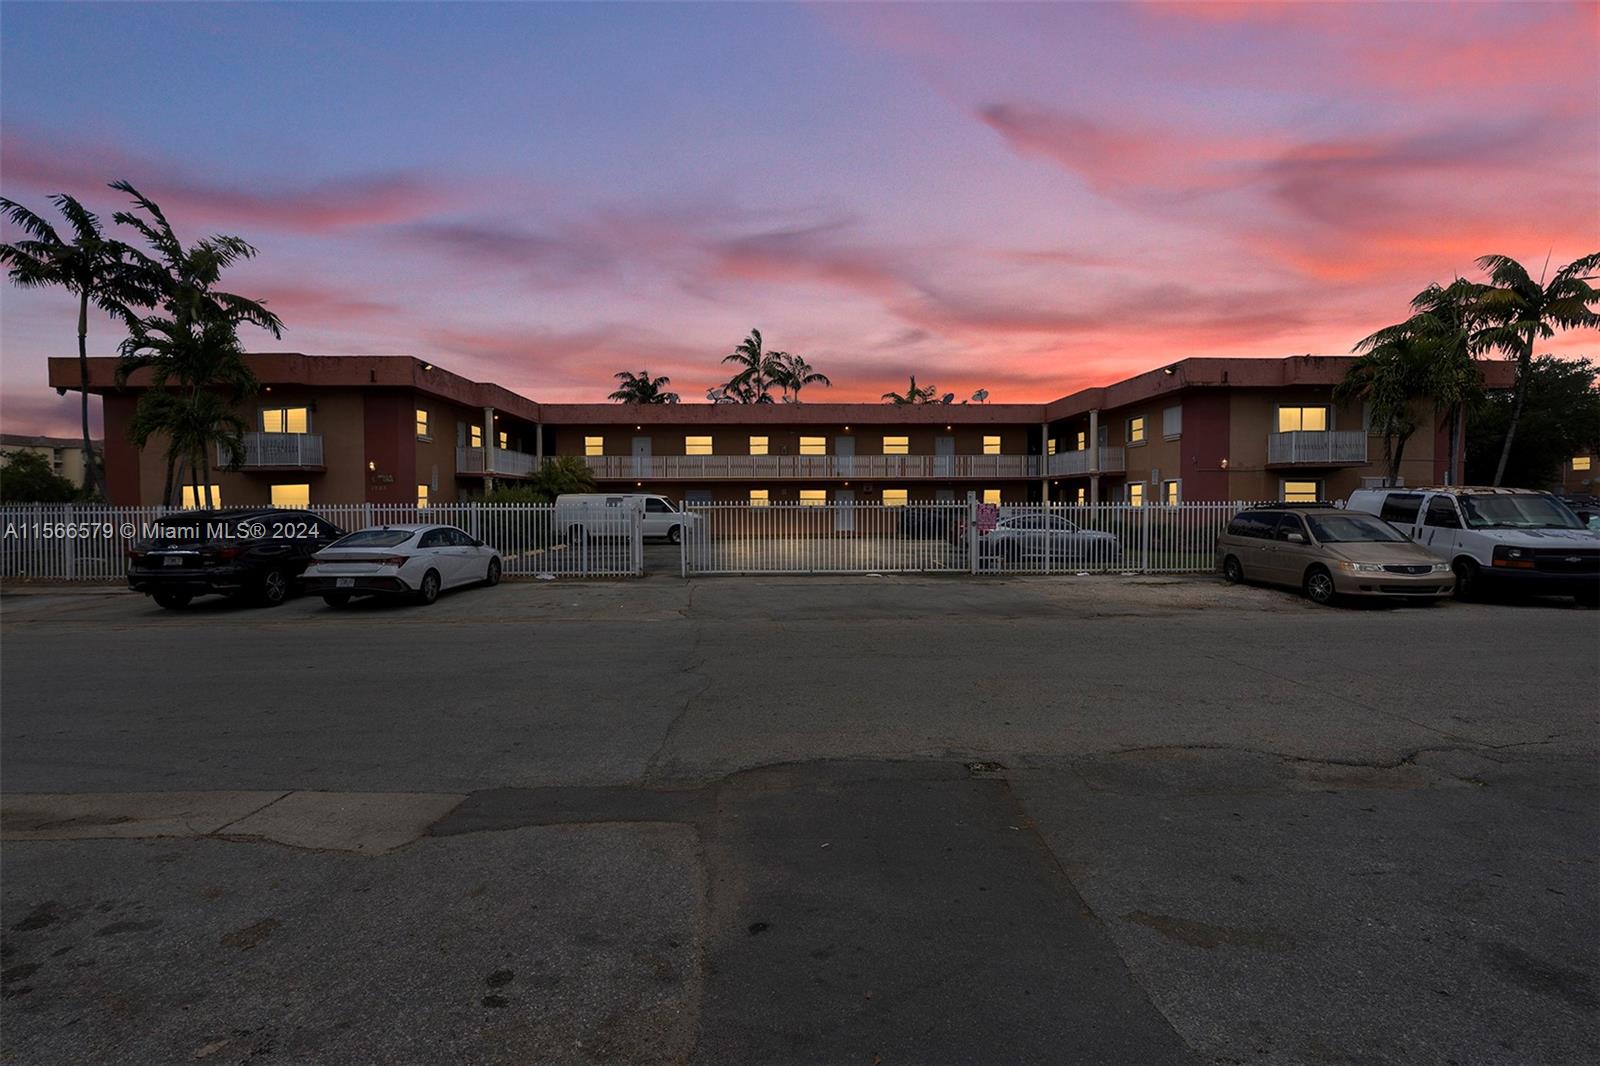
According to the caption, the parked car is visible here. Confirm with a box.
[1345,487,1600,606]
[971,513,1123,568]
[1556,493,1600,532]
[301,524,501,606]
[127,508,345,610]
[1216,504,1452,605]
[900,504,962,538]
[552,493,691,542]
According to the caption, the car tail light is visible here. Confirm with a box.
[382,555,408,566]
[125,547,145,560]
[212,546,246,561]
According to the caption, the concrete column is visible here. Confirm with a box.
[1090,475,1101,506]
[482,405,495,494]
[1040,421,1050,502]
[535,422,544,462]
[1088,409,1100,473]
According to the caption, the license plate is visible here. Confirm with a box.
[336,577,355,588]
[163,556,183,567]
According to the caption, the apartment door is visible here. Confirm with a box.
[632,436,651,479]
[834,435,854,478]
[834,489,855,532]
[935,435,955,478]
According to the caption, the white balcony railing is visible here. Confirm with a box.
[1045,447,1126,477]
[1267,431,1368,465]
[580,454,1042,480]
[223,432,324,468]
[457,446,540,478]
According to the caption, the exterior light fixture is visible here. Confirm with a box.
[635,425,642,431]
[367,461,376,471]
[1162,366,1176,375]
[263,385,272,393]
[1220,458,1230,469]
[636,481,642,487]
[420,362,434,372]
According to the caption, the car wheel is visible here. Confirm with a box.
[1452,558,1480,601]
[415,569,441,605]
[1222,555,1244,584]
[1303,566,1337,606]
[257,568,290,607]
[322,593,352,609]
[667,524,681,544]
[152,591,191,610]
[485,557,502,586]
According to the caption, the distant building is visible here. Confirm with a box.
[51,352,1515,508]
[1562,450,1596,496]
[0,434,102,489]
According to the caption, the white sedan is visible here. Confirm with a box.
[301,524,501,607]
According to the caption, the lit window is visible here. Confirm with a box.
[1278,406,1328,433]
[1575,456,1592,471]
[585,436,604,457]
[749,489,770,507]
[261,406,308,434]
[416,408,430,439]
[982,489,1001,506]
[882,435,909,455]
[1127,483,1145,507]
[470,425,483,448]
[799,436,826,456]
[180,485,223,508]
[1163,480,1181,505]
[1281,479,1321,502]
[1127,417,1146,445]
[686,436,713,456]
[882,488,908,507]
[1047,439,1057,456]
[799,489,826,506]
[1074,487,1086,506]
[270,484,310,509]
[417,484,430,508]
[498,430,508,450]
[750,436,769,456]
[983,435,1001,455]
[1076,431,1086,451]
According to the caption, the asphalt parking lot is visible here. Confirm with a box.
[2,575,1597,1065]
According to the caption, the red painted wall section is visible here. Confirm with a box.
[100,394,142,505]
[1179,391,1231,501]
[363,394,416,504]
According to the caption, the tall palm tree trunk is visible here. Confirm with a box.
[1445,405,1461,487]
[76,292,99,499]
[162,452,176,509]
[201,450,214,509]
[1491,338,1535,486]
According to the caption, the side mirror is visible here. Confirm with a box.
[473,539,484,547]
[1285,532,1307,544]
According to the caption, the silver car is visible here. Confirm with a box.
[980,513,1123,568]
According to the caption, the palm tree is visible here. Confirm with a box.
[0,194,153,499]
[529,455,598,501]
[111,183,283,507]
[1475,253,1600,485]
[720,329,784,403]
[1335,335,1434,486]
[773,352,831,402]
[608,370,680,404]
[1356,278,1489,485]
[881,375,940,405]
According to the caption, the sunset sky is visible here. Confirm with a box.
[2,1,1596,435]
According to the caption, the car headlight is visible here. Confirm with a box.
[1431,563,1450,572]
[1336,561,1385,573]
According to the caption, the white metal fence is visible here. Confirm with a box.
[0,502,642,581]
[1,500,1250,581]
[680,501,1246,576]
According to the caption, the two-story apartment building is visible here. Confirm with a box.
[0,434,102,489]
[48,352,1514,508]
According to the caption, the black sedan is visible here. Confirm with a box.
[127,508,345,609]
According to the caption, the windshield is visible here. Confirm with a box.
[1459,495,1583,530]
[329,529,415,548]
[1306,514,1408,543]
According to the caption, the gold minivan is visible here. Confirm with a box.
[1216,505,1453,605]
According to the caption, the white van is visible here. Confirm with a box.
[1344,487,1600,606]
[552,493,698,543]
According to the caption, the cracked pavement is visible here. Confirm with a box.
[2,576,1596,1064]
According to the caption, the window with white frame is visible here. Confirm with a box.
[1075,430,1086,451]
[417,484,430,508]
[271,483,310,508]
[881,488,908,507]
[1126,482,1145,507]
[1163,479,1181,505]
[750,436,769,456]
[882,435,909,455]
[799,436,826,456]
[261,406,308,434]
[415,408,430,440]
[1127,417,1146,445]
[1074,486,1086,505]
[1280,479,1322,502]
[470,425,483,448]
[584,436,604,456]
[1162,405,1181,440]
[498,430,508,449]
[181,485,223,508]
[1277,406,1328,433]
[1047,439,1057,455]
[1574,455,1592,471]
[982,488,1001,505]
[983,435,1001,455]
[749,489,769,506]
[685,435,713,456]
[799,489,826,506]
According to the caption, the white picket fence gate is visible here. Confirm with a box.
[679,501,1246,576]
[0,500,1252,581]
